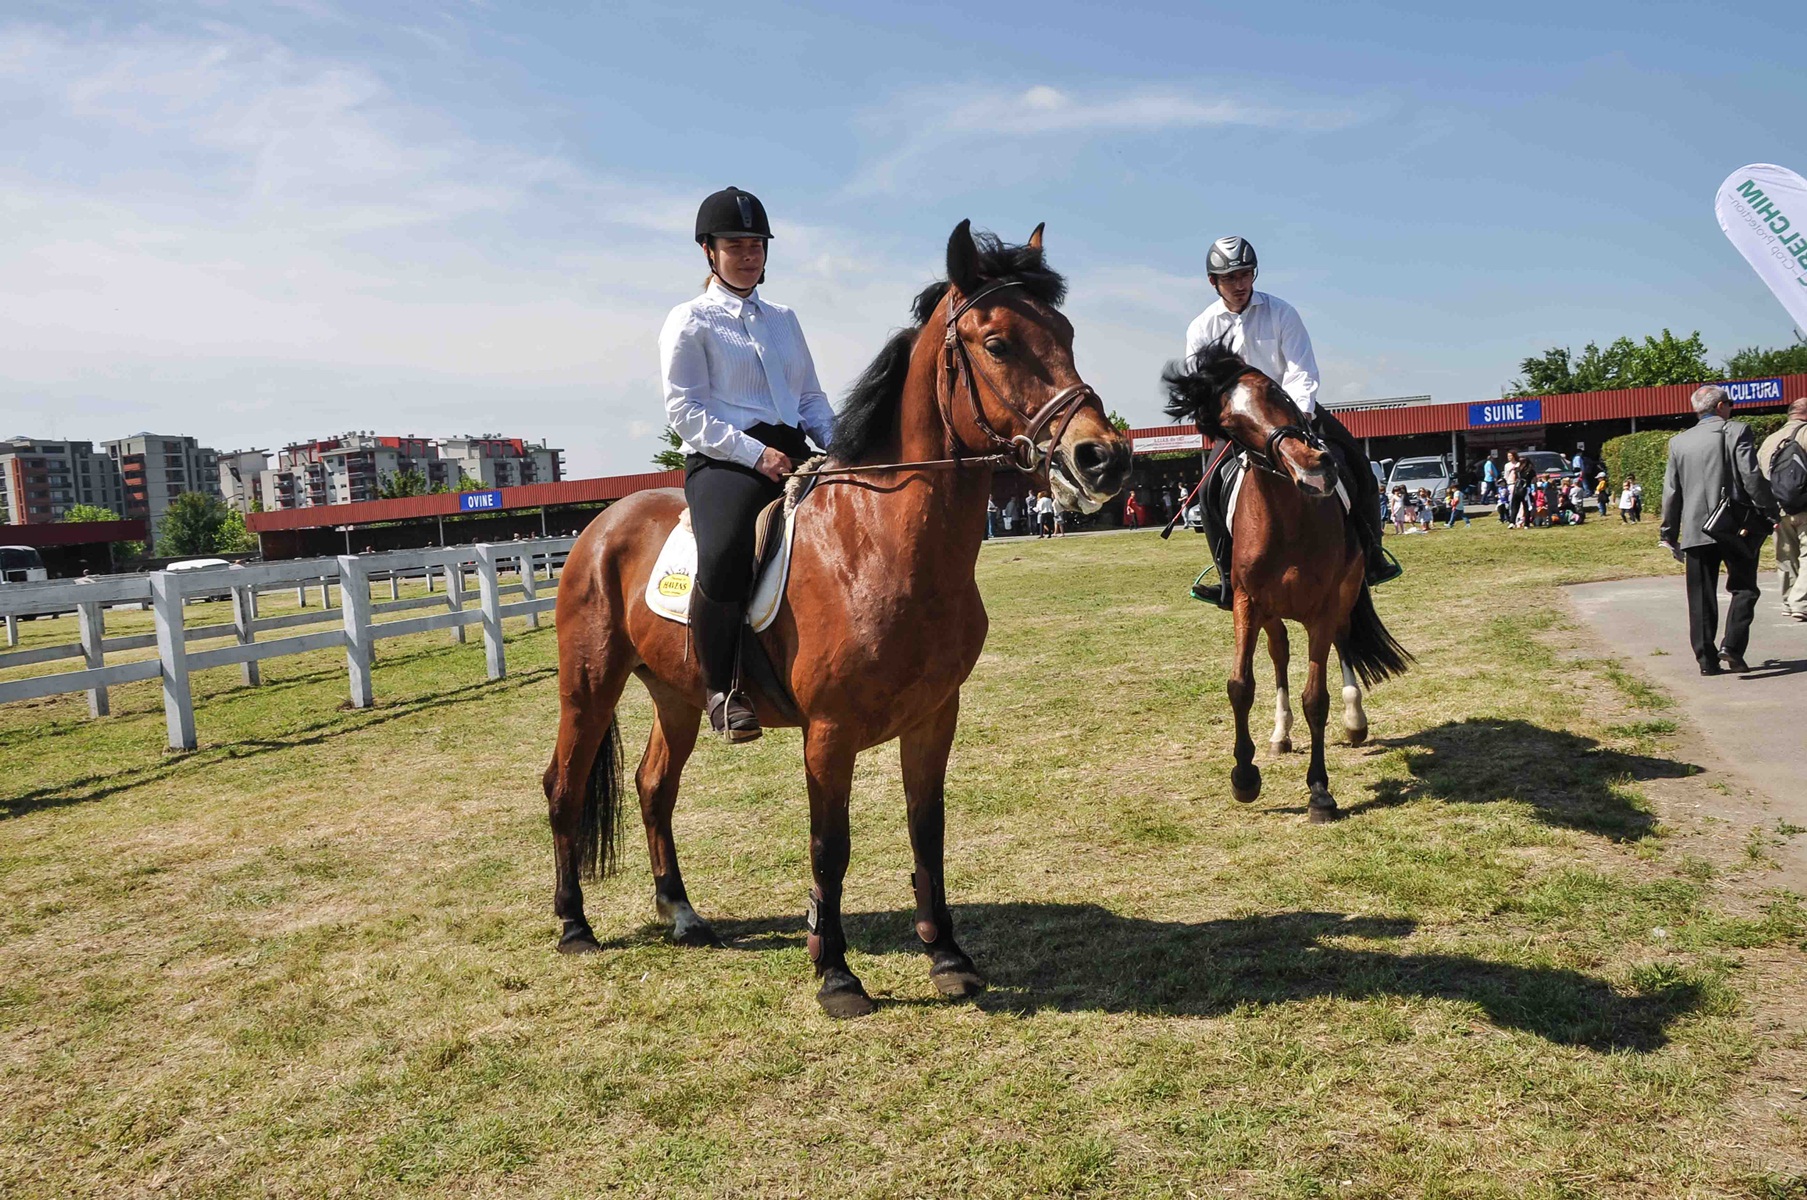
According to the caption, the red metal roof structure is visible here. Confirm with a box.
[243,372,1806,535]
[244,471,683,533]
[0,519,148,547]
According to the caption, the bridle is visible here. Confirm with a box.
[1221,373,1327,481]
[789,278,1100,480]
[937,279,1099,475]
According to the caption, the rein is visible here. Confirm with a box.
[787,278,1098,481]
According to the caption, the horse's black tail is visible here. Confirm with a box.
[1337,585,1414,689]
[578,718,625,881]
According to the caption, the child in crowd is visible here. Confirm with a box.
[1391,485,1415,534]
[1618,475,1642,522]
[1445,482,1470,528]
[1415,487,1435,531]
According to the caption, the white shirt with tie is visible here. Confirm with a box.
[1183,289,1321,416]
[659,279,838,469]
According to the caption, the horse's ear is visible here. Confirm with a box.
[1027,222,1045,251]
[946,219,980,294]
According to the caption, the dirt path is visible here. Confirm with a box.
[1567,574,1807,884]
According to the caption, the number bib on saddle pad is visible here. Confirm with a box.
[643,504,799,633]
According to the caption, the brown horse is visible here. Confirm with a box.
[1163,344,1410,822]
[544,222,1131,1017]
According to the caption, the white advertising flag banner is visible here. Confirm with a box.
[1715,163,1807,331]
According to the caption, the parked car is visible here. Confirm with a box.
[1516,450,1578,484]
[0,545,48,586]
[1386,455,1455,501]
[167,558,234,603]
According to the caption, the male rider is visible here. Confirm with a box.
[1184,236,1397,608]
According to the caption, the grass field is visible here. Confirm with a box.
[3,517,1805,1198]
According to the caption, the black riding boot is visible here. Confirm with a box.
[1310,410,1401,588]
[689,584,760,742]
[1190,474,1235,611]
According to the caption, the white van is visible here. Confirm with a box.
[0,546,48,585]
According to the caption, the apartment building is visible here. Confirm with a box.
[0,437,128,525]
[101,433,222,526]
[437,436,564,490]
[217,449,272,513]
[259,433,564,510]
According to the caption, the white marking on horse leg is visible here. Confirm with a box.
[1270,685,1293,751]
[1339,654,1368,736]
[656,895,708,940]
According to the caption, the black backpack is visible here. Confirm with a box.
[1770,423,1807,515]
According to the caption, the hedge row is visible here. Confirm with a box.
[1601,414,1791,491]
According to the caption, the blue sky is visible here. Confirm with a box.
[2,1,1803,477]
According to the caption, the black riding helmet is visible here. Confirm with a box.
[694,186,773,245]
[1207,235,1257,277]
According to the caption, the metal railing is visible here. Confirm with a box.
[0,537,575,750]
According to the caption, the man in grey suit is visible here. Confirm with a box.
[1660,385,1778,674]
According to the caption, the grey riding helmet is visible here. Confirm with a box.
[694,186,773,244]
[1207,235,1258,277]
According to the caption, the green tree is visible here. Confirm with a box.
[1723,333,1807,379]
[652,426,687,472]
[1505,329,1710,396]
[1106,410,1132,434]
[378,468,429,498]
[217,509,258,554]
[154,492,232,557]
[63,504,121,523]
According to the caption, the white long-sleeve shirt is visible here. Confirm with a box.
[658,279,838,469]
[1183,289,1321,415]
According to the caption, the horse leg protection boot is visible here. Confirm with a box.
[689,584,761,741]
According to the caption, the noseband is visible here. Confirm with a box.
[940,280,1098,474]
[1221,377,1326,479]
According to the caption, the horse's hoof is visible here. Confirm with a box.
[1308,797,1340,824]
[1230,764,1262,803]
[930,962,986,999]
[670,920,723,948]
[817,979,877,1019]
[1344,727,1369,748]
[1269,738,1292,756]
[557,934,603,955]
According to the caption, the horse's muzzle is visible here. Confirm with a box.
[1067,437,1132,501]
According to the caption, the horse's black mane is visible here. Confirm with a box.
[1161,340,1252,437]
[830,231,1066,462]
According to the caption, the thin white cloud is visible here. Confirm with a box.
[849,83,1371,195]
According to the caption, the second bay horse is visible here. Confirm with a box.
[544,221,1132,1016]
[1164,344,1411,823]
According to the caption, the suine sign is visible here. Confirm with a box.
[1468,399,1542,427]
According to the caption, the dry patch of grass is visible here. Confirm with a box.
[2,518,1804,1197]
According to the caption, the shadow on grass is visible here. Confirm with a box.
[0,665,555,821]
[707,905,1695,1052]
[1353,718,1699,840]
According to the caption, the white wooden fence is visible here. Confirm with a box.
[0,537,575,750]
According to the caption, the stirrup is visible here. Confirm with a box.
[1365,545,1403,587]
[707,690,762,743]
[1189,564,1232,611]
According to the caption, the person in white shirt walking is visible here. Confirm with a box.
[659,186,837,741]
[1183,236,1396,608]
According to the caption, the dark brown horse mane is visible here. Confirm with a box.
[1160,340,1251,438]
[829,230,1067,462]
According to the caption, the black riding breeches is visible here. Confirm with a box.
[684,423,812,600]
[1313,408,1384,546]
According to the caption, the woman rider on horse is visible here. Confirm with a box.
[659,186,837,742]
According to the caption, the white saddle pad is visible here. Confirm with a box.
[643,506,797,632]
